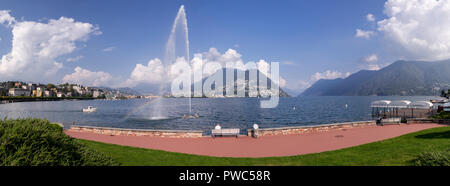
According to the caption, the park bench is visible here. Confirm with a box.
[211,128,240,138]
[380,117,401,125]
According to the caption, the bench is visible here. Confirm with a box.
[211,128,240,138]
[380,117,401,125]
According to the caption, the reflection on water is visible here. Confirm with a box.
[147,116,172,121]
[0,96,438,131]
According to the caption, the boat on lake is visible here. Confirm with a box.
[82,106,97,112]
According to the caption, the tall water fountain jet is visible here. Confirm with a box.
[165,5,190,68]
[166,5,191,115]
[151,5,191,119]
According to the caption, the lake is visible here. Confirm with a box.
[0,96,439,133]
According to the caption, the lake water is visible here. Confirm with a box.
[0,96,438,133]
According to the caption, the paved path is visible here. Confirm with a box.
[66,124,444,158]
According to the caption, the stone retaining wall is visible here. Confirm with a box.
[407,119,435,124]
[69,126,203,138]
[70,120,410,138]
[248,121,377,137]
[408,119,450,124]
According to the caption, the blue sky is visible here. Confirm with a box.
[1,0,446,95]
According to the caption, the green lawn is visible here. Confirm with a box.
[78,126,450,166]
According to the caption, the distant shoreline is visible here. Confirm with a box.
[0,97,96,104]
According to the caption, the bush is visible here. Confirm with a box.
[411,150,450,166]
[0,118,119,166]
[430,111,450,119]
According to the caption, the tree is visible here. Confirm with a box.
[7,82,14,88]
[46,83,55,89]
[0,89,6,96]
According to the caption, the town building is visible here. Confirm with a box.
[93,90,103,98]
[28,83,37,91]
[32,86,45,97]
[73,85,85,95]
[9,88,31,97]
[44,90,54,97]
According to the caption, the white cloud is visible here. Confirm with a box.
[282,61,297,66]
[366,64,381,71]
[199,48,284,86]
[122,48,287,89]
[367,14,376,22]
[378,0,450,61]
[0,10,99,82]
[293,70,351,92]
[124,58,167,87]
[312,70,350,82]
[360,54,381,71]
[204,48,244,66]
[256,59,269,76]
[102,46,116,52]
[64,47,287,90]
[355,29,375,39]
[0,10,16,26]
[66,55,84,62]
[63,66,114,87]
[365,54,378,62]
[279,76,286,88]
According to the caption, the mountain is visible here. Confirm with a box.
[127,68,290,97]
[132,85,164,95]
[191,68,290,97]
[301,60,450,96]
[116,87,142,96]
[97,86,142,96]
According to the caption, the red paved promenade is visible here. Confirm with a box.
[66,124,443,158]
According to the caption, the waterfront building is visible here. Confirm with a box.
[14,82,22,87]
[9,88,31,96]
[44,90,54,97]
[28,83,37,91]
[93,90,103,98]
[73,85,85,95]
[32,86,45,97]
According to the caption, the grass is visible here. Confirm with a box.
[77,126,450,166]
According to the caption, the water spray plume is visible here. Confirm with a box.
[152,5,192,119]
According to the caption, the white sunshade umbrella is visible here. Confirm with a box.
[389,100,411,108]
[371,100,391,108]
[409,101,433,109]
